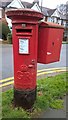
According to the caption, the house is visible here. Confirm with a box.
[7,0,68,24]
[50,3,68,41]
[51,4,66,25]
[5,0,25,29]
[1,0,67,24]
[45,8,56,22]
[30,0,41,12]
[7,0,24,8]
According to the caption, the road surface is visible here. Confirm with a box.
[0,44,67,79]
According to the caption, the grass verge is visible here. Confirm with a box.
[2,72,68,119]
[62,41,68,44]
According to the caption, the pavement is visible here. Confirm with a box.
[0,67,68,119]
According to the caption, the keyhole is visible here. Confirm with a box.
[52,42,54,46]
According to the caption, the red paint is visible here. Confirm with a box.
[6,9,43,90]
[38,22,64,64]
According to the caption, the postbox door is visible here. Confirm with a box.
[12,24,38,89]
[45,28,63,63]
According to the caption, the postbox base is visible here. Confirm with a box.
[14,87,37,109]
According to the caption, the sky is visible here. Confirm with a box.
[22,0,68,9]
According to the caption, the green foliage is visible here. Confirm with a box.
[7,32,12,44]
[50,99,64,109]
[66,72,68,93]
[2,22,10,40]
[34,72,67,113]
[2,72,68,118]
[0,20,10,40]
[2,89,30,119]
[0,93,2,119]
[34,95,49,110]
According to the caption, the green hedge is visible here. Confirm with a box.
[2,22,10,40]
[7,32,12,44]
[0,19,10,40]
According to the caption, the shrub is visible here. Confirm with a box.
[7,32,12,44]
[0,19,10,40]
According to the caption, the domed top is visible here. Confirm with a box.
[5,8,43,21]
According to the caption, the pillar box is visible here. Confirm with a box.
[6,9,43,109]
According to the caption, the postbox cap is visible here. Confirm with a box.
[5,8,43,21]
[39,21,64,29]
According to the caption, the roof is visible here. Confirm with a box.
[41,7,50,16]
[0,0,12,2]
[0,0,32,8]
[48,9,56,16]
[21,1,32,8]
[7,0,24,9]
[0,0,12,8]
[39,21,64,29]
[58,10,66,20]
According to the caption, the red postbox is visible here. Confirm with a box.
[38,21,64,64]
[6,9,43,109]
